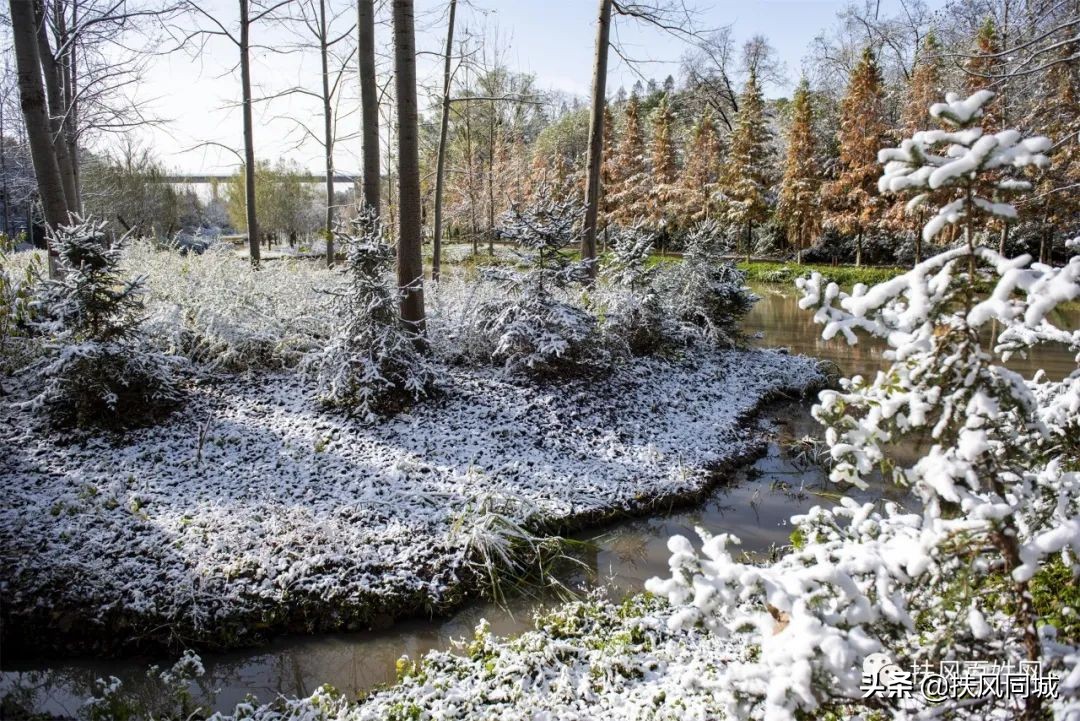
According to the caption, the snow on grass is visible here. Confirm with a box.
[0,347,823,652]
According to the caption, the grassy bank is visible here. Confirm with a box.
[735,260,907,287]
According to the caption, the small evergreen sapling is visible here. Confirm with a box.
[480,194,605,377]
[596,225,668,355]
[656,219,757,347]
[305,211,438,418]
[26,219,182,427]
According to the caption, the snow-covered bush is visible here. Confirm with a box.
[126,240,339,370]
[594,226,670,355]
[479,196,607,377]
[646,92,1078,721]
[656,219,757,346]
[0,249,44,375]
[24,219,183,427]
[303,211,438,418]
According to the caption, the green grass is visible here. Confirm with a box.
[736,260,907,288]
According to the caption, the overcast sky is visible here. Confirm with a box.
[127,0,932,176]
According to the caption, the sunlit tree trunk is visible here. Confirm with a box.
[431,0,456,282]
[581,0,612,278]
[33,0,79,213]
[392,0,425,335]
[239,0,260,267]
[357,0,380,215]
[10,0,67,277]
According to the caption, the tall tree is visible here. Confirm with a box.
[581,0,612,278]
[966,17,1003,129]
[776,78,819,264]
[607,94,647,226]
[647,94,678,226]
[823,47,888,267]
[719,69,773,260]
[357,0,380,215]
[32,0,80,213]
[431,0,457,282]
[391,0,425,335]
[8,0,69,276]
[678,110,722,223]
[894,33,944,263]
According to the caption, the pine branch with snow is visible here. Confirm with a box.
[23,218,183,427]
[304,210,439,419]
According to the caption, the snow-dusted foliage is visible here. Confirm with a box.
[304,211,438,419]
[878,89,1051,243]
[594,226,670,355]
[480,195,607,377]
[23,220,182,427]
[0,249,44,374]
[646,94,1080,721]
[656,219,757,346]
[125,240,340,370]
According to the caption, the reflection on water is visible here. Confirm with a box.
[3,284,1076,716]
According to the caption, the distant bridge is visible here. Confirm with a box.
[160,173,359,184]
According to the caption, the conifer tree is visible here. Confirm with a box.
[679,111,722,223]
[776,78,819,263]
[719,70,773,261]
[966,18,1003,130]
[608,94,648,225]
[647,94,679,226]
[1031,37,1080,262]
[893,33,945,263]
[600,105,618,233]
[823,47,888,266]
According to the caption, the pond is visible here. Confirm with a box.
[2,283,1076,717]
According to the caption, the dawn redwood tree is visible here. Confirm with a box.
[966,17,1003,130]
[357,0,380,215]
[391,0,425,336]
[608,94,647,226]
[892,33,944,263]
[823,47,888,267]
[647,94,678,226]
[776,78,819,264]
[679,110,722,223]
[8,0,68,276]
[581,0,612,278]
[719,69,772,261]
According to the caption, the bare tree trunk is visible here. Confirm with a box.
[487,104,495,255]
[319,0,335,267]
[10,0,68,277]
[239,0,260,268]
[33,0,79,213]
[357,0,380,215]
[392,0,425,335]
[581,0,612,278]
[0,89,8,239]
[66,0,80,210]
[431,0,456,282]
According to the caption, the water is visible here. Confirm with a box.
[3,284,1076,716]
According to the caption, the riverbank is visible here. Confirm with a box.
[0,348,825,658]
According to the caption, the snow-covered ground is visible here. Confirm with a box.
[0,348,823,653]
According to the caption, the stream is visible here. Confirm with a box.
[2,283,1076,717]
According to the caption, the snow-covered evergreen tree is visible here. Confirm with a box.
[656,219,756,346]
[305,210,438,418]
[648,92,1076,721]
[647,94,679,227]
[595,225,668,355]
[481,193,606,377]
[26,218,183,427]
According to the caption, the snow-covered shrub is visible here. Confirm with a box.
[479,196,607,377]
[594,226,670,355]
[303,211,438,418]
[22,220,183,427]
[646,92,1078,721]
[656,219,757,346]
[0,249,44,375]
[126,240,339,370]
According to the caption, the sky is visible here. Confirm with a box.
[125,0,928,176]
